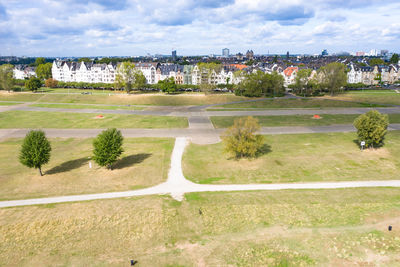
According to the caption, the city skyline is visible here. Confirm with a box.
[1,0,400,57]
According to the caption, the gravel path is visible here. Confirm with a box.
[1,137,400,208]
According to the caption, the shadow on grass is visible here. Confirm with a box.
[113,153,152,170]
[46,157,90,175]
[227,144,272,160]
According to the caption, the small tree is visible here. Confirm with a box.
[0,64,15,92]
[45,78,58,88]
[25,77,42,92]
[158,77,177,94]
[19,130,51,176]
[92,128,124,170]
[222,116,264,158]
[36,62,53,80]
[353,110,389,148]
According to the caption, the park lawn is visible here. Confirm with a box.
[211,114,400,128]
[324,90,400,106]
[0,138,173,200]
[1,188,400,266]
[0,111,188,129]
[183,131,400,184]
[29,103,144,110]
[0,102,20,106]
[213,98,383,109]
[0,92,248,106]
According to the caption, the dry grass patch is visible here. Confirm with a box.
[0,138,173,200]
[183,131,400,184]
[1,189,400,266]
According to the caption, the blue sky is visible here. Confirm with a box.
[0,0,399,57]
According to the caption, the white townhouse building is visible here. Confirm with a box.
[135,63,158,84]
[52,60,117,83]
[13,65,36,79]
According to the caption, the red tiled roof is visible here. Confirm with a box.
[283,67,298,77]
[230,64,248,70]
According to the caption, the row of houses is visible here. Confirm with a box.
[12,61,400,87]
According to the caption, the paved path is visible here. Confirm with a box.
[1,124,400,141]
[1,137,400,208]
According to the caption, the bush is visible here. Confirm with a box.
[19,130,52,176]
[45,78,58,88]
[222,116,264,158]
[25,77,42,92]
[92,128,124,170]
[353,110,389,148]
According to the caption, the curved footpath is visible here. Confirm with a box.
[1,137,400,208]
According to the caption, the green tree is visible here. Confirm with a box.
[369,58,384,66]
[319,62,347,96]
[353,110,389,148]
[36,62,52,80]
[92,128,124,170]
[292,69,312,96]
[25,77,42,92]
[133,71,147,90]
[0,64,15,92]
[35,57,46,66]
[235,70,285,97]
[158,77,177,94]
[390,53,399,64]
[78,57,92,63]
[19,130,51,176]
[222,116,264,159]
[115,62,145,93]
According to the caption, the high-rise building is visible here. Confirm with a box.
[286,51,289,60]
[321,49,328,56]
[222,48,229,57]
[172,50,177,61]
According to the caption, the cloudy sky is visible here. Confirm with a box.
[0,0,399,57]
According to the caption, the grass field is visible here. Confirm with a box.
[1,188,400,266]
[0,92,247,106]
[211,114,400,128]
[0,111,188,129]
[30,103,144,110]
[324,90,400,106]
[183,131,400,184]
[0,138,173,200]
[212,98,384,109]
[0,102,20,106]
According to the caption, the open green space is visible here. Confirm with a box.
[211,114,400,128]
[183,131,400,184]
[0,92,247,106]
[324,90,400,106]
[0,138,173,200]
[0,111,188,129]
[29,103,144,110]
[0,102,20,106]
[1,188,400,265]
[212,98,384,109]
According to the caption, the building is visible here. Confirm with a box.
[356,51,365,57]
[282,66,298,86]
[171,50,177,61]
[246,50,254,60]
[321,49,328,56]
[13,65,36,79]
[222,48,229,57]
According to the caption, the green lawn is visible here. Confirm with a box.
[0,102,20,106]
[183,131,400,184]
[0,138,173,200]
[0,111,188,128]
[324,90,400,106]
[212,98,384,109]
[30,103,144,110]
[1,188,400,265]
[211,114,400,128]
[0,92,248,106]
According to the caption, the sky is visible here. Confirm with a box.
[0,0,400,57]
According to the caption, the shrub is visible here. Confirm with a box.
[222,116,264,158]
[45,78,58,88]
[25,77,42,92]
[92,128,124,170]
[19,130,52,176]
[353,110,389,148]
